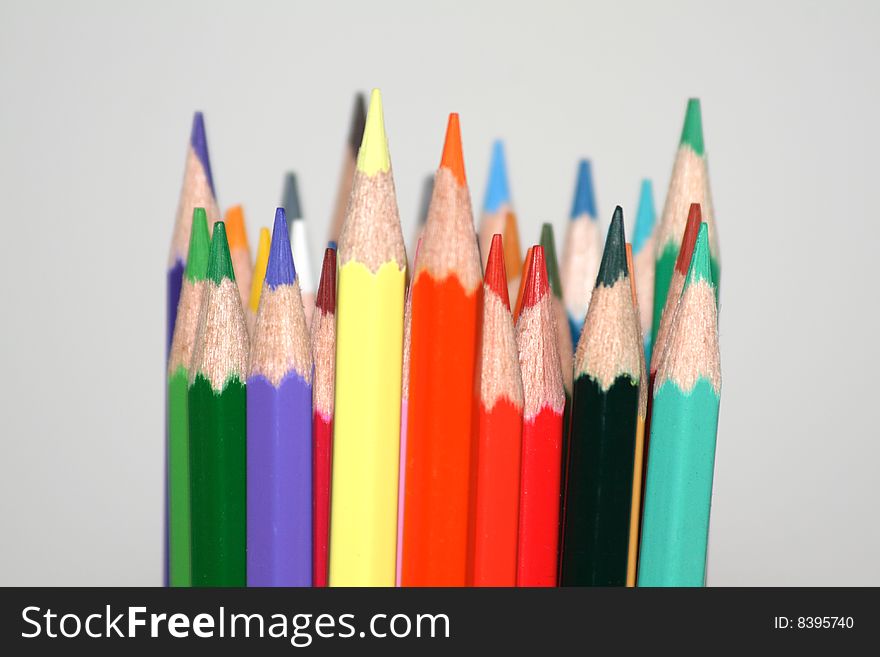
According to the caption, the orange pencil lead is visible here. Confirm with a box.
[440,113,467,186]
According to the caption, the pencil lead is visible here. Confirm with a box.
[224,205,249,251]
[570,159,596,220]
[522,245,549,309]
[680,98,705,156]
[249,227,272,313]
[281,172,302,220]
[675,203,703,275]
[265,208,296,289]
[440,113,467,186]
[684,223,713,289]
[632,179,656,254]
[185,208,210,282]
[315,248,337,313]
[539,223,563,299]
[190,111,215,195]
[350,92,368,156]
[357,88,391,175]
[483,140,511,212]
[485,234,510,308]
[596,206,628,287]
[207,221,235,284]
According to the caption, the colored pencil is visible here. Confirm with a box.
[515,245,566,587]
[310,247,337,588]
[281,172,316,326]
[168,112,220,352]
[246,208,313,586]
[224,204,253,309]
[651,99,720,350]
[560,207,640,586]
[166,208,210,587]
[638,223,721,586]
[330,89,407,587]
[328,92,367,246]
[632,179,657,363]
[512,245,535,322]
[478,141,511,269]
[503,210,524,302]
[624,243,648,588]
[247,227,271,332]
[402,113,482,586]
[188,222,249,587]
[471,234,524,587]
[397,237,422,586]
[561,159,601,343]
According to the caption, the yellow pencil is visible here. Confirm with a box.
[329,88,407,586]
[246,227,271,332]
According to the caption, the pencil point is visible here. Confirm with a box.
[596,206,628,287]
[185,208,210,282]
[224,205,249,250]
[680,98,705,156]
[485,234,510,308]
[281,172,302,220]
[207,221,235,284]
[357,88,391,175]
[539,223,563,299]
[522,245,549,309]
[440,113,467,186]
[265,208,296,289]
[190,111,215,195]
[632,179,656,254]
[350,92,368,156]
[684,223,713,288]
[570,159,596,220]
[315,247,337,313]
[675,203,703,276]
[249,227,272,312]
[483,140,511,212]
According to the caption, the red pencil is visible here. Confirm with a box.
[515,246,566,586]
[310,247,337,587]
[512,245,535,323]
[470,234,524,586]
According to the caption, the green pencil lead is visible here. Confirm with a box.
[185,208,211,282]
[684,223,713,289]
[680,98,705,156]
[207,221,236,285]
[595,206,628,288]
[539,223,563,299]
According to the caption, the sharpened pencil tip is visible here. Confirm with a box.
[440,113,467,186]
[483,140,511,212]
[357,88,391,175]
[570,159,596,220]
[350,93,368,156]
[675,203,703,276]
[680,98,705,156]
[281,172,302,220]
[522,245,549,309]
[485,234,510,308]
[315,247,337,313]
[539,223,563,299]
[224,205,249,250]
[633,179,656,254]
[684,223,713,288]
[249,227,272,312]
[190,111,215,195]
[185,208,211,282]
[596,206,628,287]
[207,221,235,284]
[265,208,296,289]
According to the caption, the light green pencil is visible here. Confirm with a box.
[639,224,721,586]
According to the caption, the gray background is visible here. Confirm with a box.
[1,0,877,586]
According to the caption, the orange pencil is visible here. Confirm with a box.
[402,114,482,586]
[224,205,253,308]
[470,234,524,586]
[516,246,565,586]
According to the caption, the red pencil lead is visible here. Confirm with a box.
[315,248,337,313]
[440,113,467,186]
[522,246,549,310]
[675,204,702,275]
[484,234,510,308]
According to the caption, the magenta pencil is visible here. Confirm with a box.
[246,208,313,586]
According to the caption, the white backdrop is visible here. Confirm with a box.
[1,0,878,585]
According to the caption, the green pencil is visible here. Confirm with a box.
[560,207,641,586]
[639,223,721,587]
[651,99,720,350]
[188,222,250,587]
[166,208,209,587]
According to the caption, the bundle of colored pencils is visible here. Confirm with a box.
[165,93,721,588]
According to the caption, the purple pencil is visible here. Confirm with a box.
[247,208,313,586]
